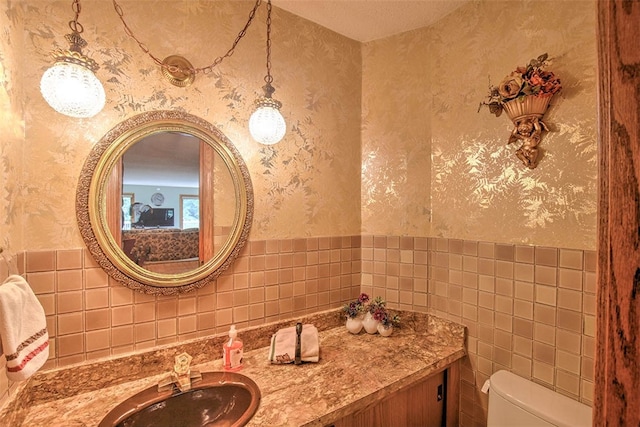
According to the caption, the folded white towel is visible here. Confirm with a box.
[268,324,319,364]
[0,275,49,381]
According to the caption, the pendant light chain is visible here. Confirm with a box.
[69,0,83,34]
[111,0,262,75]
[264,0,273,85]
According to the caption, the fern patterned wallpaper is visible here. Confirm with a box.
[2,0,596,255]
[362,0,597,250]
[2,0,362,252]
[0,4,24,253]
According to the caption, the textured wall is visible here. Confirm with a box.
[0,2,25,253]
[430,0,597,250]
[11,0,361,250]
[361,29,432,237]
[362,0,597,250]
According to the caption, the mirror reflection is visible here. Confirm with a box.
[113,132,235,274]
[77,110,253,294]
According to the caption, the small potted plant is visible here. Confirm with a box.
[342,293,369,334]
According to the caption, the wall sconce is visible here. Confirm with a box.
[479,54,561,169]
[249,0,286,145]
[40,0,105,118]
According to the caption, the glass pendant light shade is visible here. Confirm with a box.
[40,60,105,118]
[249,97,286,145]
[250,0,285,145]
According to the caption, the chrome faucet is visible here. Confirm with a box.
[158,352,202,393]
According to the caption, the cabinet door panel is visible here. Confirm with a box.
[332,370,445,427]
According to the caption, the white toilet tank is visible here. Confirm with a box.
[487,370,592,427]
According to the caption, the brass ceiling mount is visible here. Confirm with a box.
[162,55,195,87]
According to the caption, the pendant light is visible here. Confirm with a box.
[40,0,105,118]
[249,0,286,145]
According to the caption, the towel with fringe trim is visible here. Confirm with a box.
[0,275,49,381]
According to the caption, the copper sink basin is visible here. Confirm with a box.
[99,371,261,427]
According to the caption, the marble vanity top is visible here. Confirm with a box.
[0,310,465,426]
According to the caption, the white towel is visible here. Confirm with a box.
[268,324,319,364]
[0,275,49,381]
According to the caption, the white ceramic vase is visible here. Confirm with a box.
[377,323,393,337]
[345,317,363,334]
[362,312,379,334]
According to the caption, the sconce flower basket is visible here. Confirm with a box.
[479,53,562,169]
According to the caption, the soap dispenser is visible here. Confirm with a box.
[223,325,243,371]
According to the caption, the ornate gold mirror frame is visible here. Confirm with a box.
[76,110,253,294]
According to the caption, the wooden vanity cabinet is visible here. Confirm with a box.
[329,362,459,427]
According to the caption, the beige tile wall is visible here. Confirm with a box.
[360,236,596,427]
[0,236,361,404]
[1,235,596,427]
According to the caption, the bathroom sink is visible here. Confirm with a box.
[99,371,261,427]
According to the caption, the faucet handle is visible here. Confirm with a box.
[174,352,193,376]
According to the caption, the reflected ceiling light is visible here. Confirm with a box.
[40,0,105,118]
[249,0,286,145]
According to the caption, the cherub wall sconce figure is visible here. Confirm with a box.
[508,116,548,169]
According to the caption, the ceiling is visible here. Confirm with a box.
[271,0,470,42]
[123,132,201,189]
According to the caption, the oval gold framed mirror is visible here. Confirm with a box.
[77,110,253,294]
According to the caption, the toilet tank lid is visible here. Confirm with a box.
[489,370,592,427]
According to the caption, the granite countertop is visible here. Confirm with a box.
[0,310,465,426]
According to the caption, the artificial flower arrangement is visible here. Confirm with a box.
[343,293,400,328]
[478,53,562,169]
[478,53,562,118]
[343,292,370,318]
[368,296,401,329]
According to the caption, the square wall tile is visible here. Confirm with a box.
[85,288,108,310]
[535,247,558,267]
[112,325,135,346]
[533,361,555,386]
[559,268,583,291]
[535,265,557,286]
[37,294,56,316]
[559,249,583,270]
[27,271,55,294]
[57,312,83,336]
[557,289,582,312]
[111,286,134,306]
[58,333,84,357]
[556,350,581,375]
[56,249,83,270]
[535,285,557,306]
[495,244,515,261]
[515,246,535,264]
[26,250,55,273]
[112,306,134,326]
[86,329,110,352]
[84,268,109,288]
[57,270,83,292]
[477,242,495,259]
[556,370,580,396]
[58,291,83,313]
[86,309,110,331]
